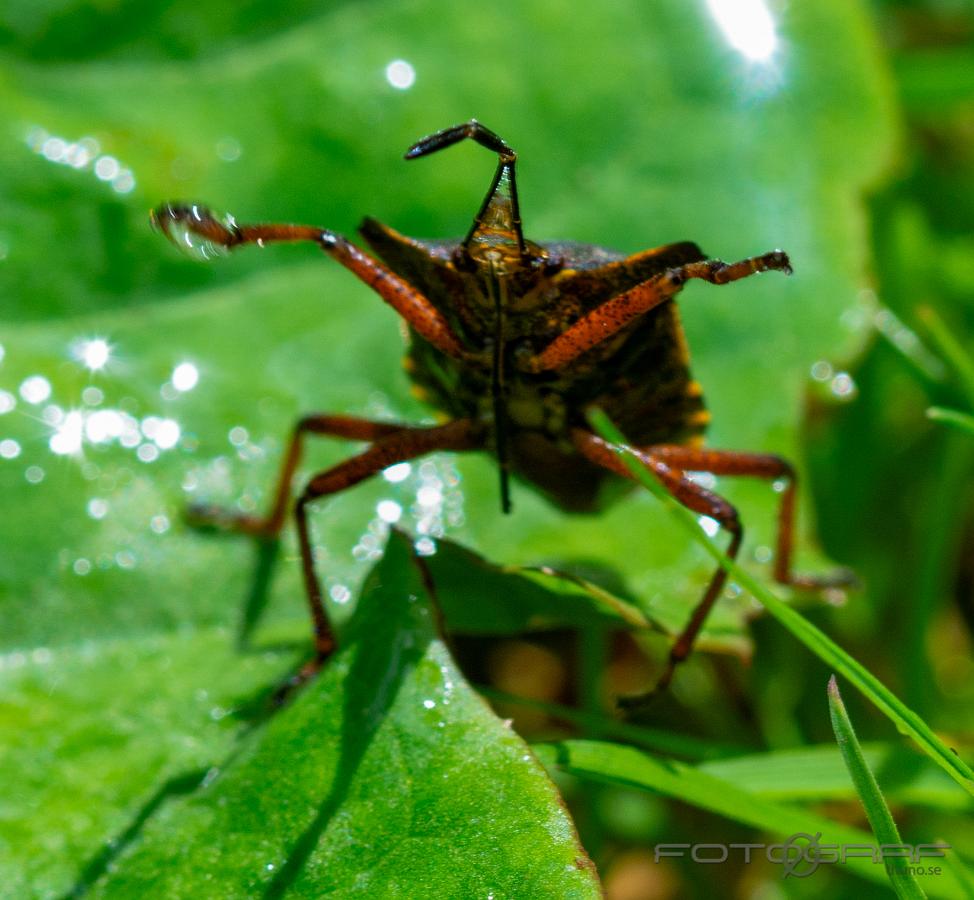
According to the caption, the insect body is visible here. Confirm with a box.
[154,120,849,697]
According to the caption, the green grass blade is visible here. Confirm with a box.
[586,408,974,798]
[537,740,965,895]
[829,676,927,899]
[918,306,974,409]
[699,743,971,810]
[927,407,974,437]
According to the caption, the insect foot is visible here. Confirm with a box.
[151,203,238,261]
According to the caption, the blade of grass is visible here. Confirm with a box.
[587,407,974,797]
[874,305,947,390]
[917,306,974,409]
[829,675,927,899]
[926,407,974,437]
[700,743,971,810]
[536,740,965,895]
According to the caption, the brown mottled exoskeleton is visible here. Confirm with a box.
[153,121,851,701]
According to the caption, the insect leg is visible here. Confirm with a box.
[572,429,743,695]
[521,250,792,373]
[188,414,406,537]
[640,445,854,590]
[152,203,468,360]
[294,418,483,661]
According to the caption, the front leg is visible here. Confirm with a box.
[521,250,792,373]
[152,204,468,360]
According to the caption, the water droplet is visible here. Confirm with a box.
[0,390,15,414]
[73,558,92,576]
[829,371,857,401]
[0,439,20,459]
[153,419,181,450]
[25,465,44,484]
[329,584,352,605]
[423,699,436,709]
[137,443,160,463]
[385,59,416,90]
[75,337,111,371]
[376,500,402,523]
[20,375,51,404]
[383,462,411,483]
[228,426,248,446]
[753,545,772,564]
[417,485,443,507]
[158,206,232,262]
[49,411,84,455]
[216,137,242,162]
[809,360,833,382]
[150,514,170,534]
[82,386,104,406]
[94,156,119,180]
[85,409,124,443]
[698,515,720,538]
[414,536,436,556]
[172,362,199,392]
[87,498,109,519]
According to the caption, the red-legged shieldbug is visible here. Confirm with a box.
[153,120,852,700]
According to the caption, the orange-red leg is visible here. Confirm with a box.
[523,251,792,373]
[294,419,484,660]
[152,204,469,360]
[572,430,853,698]
[188,414,406,537]
[645,445,854,589]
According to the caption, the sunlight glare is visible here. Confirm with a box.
[706,0,778,62]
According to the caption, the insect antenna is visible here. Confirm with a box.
[404,120,526,261]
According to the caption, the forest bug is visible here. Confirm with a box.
[152,120,851,699]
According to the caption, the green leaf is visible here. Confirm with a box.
[428,537,651,634]
[828,675,927,899]
[88,532,599,898]
[0,630,304,899]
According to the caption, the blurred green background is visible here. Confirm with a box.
[0,0,972,897]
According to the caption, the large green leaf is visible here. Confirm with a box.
[87,532,599,898]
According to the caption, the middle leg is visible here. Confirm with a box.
[188,414,406,537]
[294,418,484,661]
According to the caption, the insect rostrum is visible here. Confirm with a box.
[153,120,851,699]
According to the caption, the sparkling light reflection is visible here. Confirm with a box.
[172,362,199,392]
[76,338,111,371]
[706,0,778,62]
[385,59,416,90]
[20,376,51,404]
[26,127,137,194]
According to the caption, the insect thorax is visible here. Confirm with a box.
[360,219,709,510]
